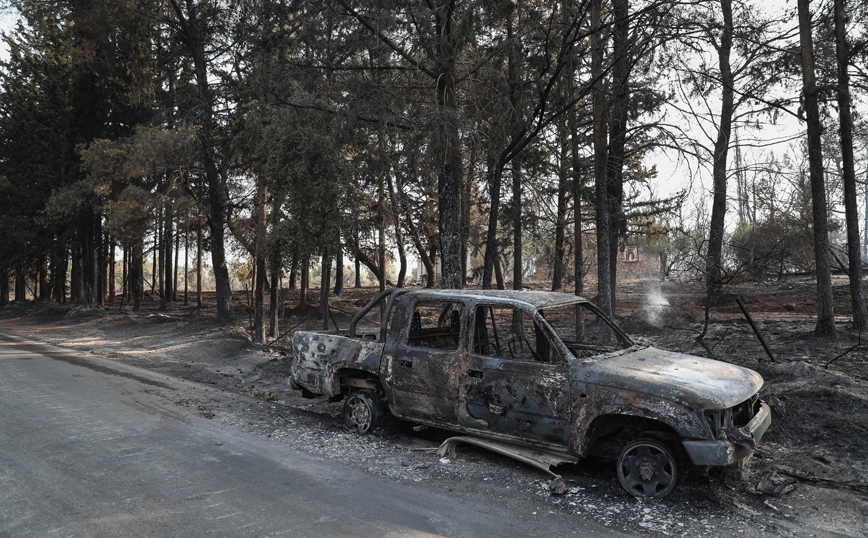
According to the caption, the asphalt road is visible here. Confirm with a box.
[0,333,626,538]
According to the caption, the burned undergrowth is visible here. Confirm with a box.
[1,277,866,537]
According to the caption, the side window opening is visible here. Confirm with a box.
[406,301,463,351]
[472,305,553,363]
[539,303,632,359]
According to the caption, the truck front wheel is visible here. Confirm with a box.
[343,389,384,434]
[617,438,678,498]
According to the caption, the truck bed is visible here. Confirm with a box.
[291,331,386,397]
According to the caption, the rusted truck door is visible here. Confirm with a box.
[382,298,465,424]
[459,304,572,448]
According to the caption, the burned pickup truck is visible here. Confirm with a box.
[289,289,771,498]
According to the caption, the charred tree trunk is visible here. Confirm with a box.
[38,255,49,301]
[606,0,630,310]
[253,180,267,344]
[321,249,331,331]
[268,254,280,338]
[299,256,310,309]
[334,246,344,296]
[512,162,523,291]
[196,219,203,308]
[591,0,612,317]
[184,228,189,306]
[378,171,387,291]
[82,216,96,308]
[170,0,232,321]
[164,203,174,304]
[71,238,82,303]
[706,0,734,304]
[483,155,502,290]
[109,240,115,302]
[552,119,569,291]
[158,211,165,308]
[435,15,464,291]
[97,228,106,306]
[173,216,180,301]
[15,269,25,301]
[571,97,586,339]
[834,0,868,330]
[0,265,8,304]
[395,169,436,287]
[354,256,361,288]
[268,192,282,337]
[131,236,144,313]
[387,172,407,288]
[53,240,67,303]
[798,0,836,339]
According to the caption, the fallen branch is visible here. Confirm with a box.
[779,471,868,494]
[694,302,716,358]
[825,332,863,369]
[264,315,310,348]
[735,296,776,363]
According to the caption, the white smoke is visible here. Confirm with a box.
[644,284,671,326]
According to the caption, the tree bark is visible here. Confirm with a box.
[433,1,464,290]
[798,0,836,338]
[834,0,868,330]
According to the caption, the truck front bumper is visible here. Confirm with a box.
[682,401,772,467]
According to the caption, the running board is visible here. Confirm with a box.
[436,436,579,479]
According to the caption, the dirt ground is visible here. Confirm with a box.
[1,276,866,537]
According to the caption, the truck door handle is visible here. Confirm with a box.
[468,369,484,379]
[399,359,413,368]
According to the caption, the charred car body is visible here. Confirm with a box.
[290,289,771,498]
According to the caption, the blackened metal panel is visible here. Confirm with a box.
[459,355,572,447]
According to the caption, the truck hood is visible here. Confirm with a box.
[586,346,763,409]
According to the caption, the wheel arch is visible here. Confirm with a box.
[579,409,699,458]
[335,368,383,396]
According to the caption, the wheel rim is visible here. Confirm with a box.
[346,395,372,433]
[618,442,676,498]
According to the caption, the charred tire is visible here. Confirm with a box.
[343,389,384,434]
[617,438,678,498]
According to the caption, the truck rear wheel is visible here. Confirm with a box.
[617,438,678,498]
[343,389,384,434]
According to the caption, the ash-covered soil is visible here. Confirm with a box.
[1,277,866,538]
